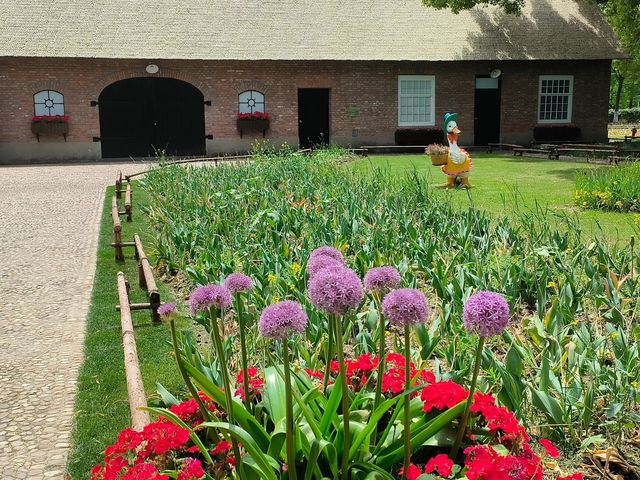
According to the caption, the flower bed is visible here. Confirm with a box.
[575,162,640,212]
[91,253,583,479]
[138,150,639,476]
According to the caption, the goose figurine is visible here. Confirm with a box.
[442,112,472,188]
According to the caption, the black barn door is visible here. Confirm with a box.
[473,76,501,146]
[99,77,205,158]
[298,89,330,148]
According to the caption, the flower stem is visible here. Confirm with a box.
[323,316,334,392]
[235,293,251,412]
[209,308,243,478]
[282,340,298,480]
[335,317,350,480]
[169,319,210,421]
[403,324,411,479]
[451,336,485,460]
[372,293,385,446]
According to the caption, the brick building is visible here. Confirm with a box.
[0,0,625,163]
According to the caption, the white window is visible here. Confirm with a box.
[238,90,265,114]
[398,75,435,127]
[34,90,65,116]
[538,76,573,123]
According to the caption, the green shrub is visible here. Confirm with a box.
[575,162,640,212]
[609,107,640,123]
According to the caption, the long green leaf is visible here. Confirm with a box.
[202,422,279,480]
[348,396,399,461]
[320,373,343,435]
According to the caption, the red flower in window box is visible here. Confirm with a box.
[236,112,270,121]
[31,115,70,139]
[32,115,70,123]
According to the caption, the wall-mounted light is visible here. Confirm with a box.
[490,69,502,79]
[146,64,160,74]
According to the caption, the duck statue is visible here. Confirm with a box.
[442,112,472,188]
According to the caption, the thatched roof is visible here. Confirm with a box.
[0,0,626,61]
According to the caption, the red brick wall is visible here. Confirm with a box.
[0,57,611,160]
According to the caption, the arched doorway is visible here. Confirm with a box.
[99,77,206,158]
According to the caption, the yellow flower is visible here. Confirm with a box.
[547,281,556,288]
[290,262,302,276]
[582,201,587,206]
[615,201,623,209]
[267,274,277,284]
[565,247,573,255]
[272,296,280,303]
[289,283,296,291]
[340,243,350,254]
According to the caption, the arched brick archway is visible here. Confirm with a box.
[98,77,206,158]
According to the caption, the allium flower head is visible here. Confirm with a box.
[463,291,510,337]
[306,253,345,278]
[381,288,430,327]
[189,284,232,314]
[309,246,344,263]
[308,267,364,316]
[258,301,308,340]
[158,303,177,320]
[223,272,254,293]
[364,266,401,293]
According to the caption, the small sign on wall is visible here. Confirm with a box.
[347,105,361,119]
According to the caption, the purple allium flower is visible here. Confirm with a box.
[158,302,177,320]
[308,267,364,316]
[462,291,510,337]
[364,266,401,293]
[306,254,345,278]
[258,301,309,340]
[381,288,430,327]
[309,246,344,263]
[189,284,232,314]
[223,272,254,293]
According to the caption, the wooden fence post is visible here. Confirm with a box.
[112,196,123,261]
[117,272,151,431]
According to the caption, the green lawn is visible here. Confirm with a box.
[354,154,637,243]
[67,185,187,479]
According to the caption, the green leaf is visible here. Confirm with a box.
[202,422,279,480]
[156,382,180,406]
[263,366,286,425]
[530,390,564,425]
[348,396,400,461]
[320,373,343,435]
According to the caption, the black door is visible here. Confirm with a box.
[298,89,330,148]
[473,76,501,146]
[99,77,206,158]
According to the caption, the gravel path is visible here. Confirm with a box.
[0,163,148,479]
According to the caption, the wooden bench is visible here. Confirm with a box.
[513,148,558,159]
[624,136,639,142]
[487,143,523,153]
[361,145,429,154]
[556,147,620,161]
[116,272,151,431]
[608,155,639,165]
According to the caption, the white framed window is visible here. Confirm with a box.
[238,90,265,114]
[398,75,435,127]
[34,90,65,116]
[538,76,573,123]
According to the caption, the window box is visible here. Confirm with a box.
[533,125,581,142]
[237,112,270,138]
[31,115,69,141]
[395,128,444,145]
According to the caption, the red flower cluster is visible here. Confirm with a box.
[401,454,454,479]
[308,353,435,395]
[32,115,69,123]
[234,367,265,401]
[464,444,542,480]
[168,391,222,427]
[91,392,234,480]
[236,112,270,120]
[420,380,468,412]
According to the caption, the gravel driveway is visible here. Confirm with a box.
[0,163,148,479]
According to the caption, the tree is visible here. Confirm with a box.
[597,0,640,120]
[421,0,525,14]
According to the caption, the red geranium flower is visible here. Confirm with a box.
[425,453,454,477]
[539,438,560,458]
[557,474,583,480]
[420,381,468,413]
[398,464,422,480]
[177,458,205,480]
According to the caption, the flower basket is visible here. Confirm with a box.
[236,113,270,138]
[429,153,449,166]
[31,115,69,141]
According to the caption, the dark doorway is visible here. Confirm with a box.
[99,77,206,158]
[298,89,330,148]
[473,76,501,146]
